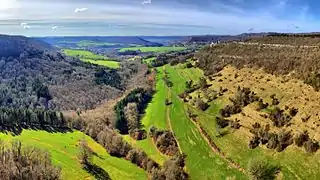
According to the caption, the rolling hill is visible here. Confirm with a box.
[35,36,163,48]
[0,35,125,110]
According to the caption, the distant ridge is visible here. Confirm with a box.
[35,36,163,47]
[0,34,55,57]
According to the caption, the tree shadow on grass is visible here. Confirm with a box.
[84,163,111,180]
[0,126,73,136]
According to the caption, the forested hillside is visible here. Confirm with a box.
[0,35,148,111]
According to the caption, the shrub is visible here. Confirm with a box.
[294,131,309,147]
[129,129,147,140]
[197,99,210,111]
[149,127,179,156]
[256,99,268,111]
[216,117,230,128]
[303,139,319,153]
[269,107,292,127]
[78,139,93,166]
[165,99,172,106]
[220,87,259,117]
[230,120,241,129]
[289,107,298,117]
[249,136,260,149]
[247,159,280,180]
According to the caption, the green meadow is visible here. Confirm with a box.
[63,49,120,69]
[123,68,169,165]
[119,46,186,53]
[76,40,121,47]
[164,65,246,179]
[0,130,147,180]
[124,63,246,179]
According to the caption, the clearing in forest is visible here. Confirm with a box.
[63,49,120,69]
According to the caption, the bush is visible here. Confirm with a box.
[303,139,319,153]
[216,117,229,128]
[249,136,260,149]
[129,129,147,140]
[294,131,309,147]
[247,159,279,180]
[289,107,298,117]
[269,107,292,127]
[165,99,172,106]
[256,99,268,111]
[149,127,179,156]
[220,87,258,117]
[196,98,210,111]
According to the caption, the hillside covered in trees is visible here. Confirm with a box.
[0,35,148,111]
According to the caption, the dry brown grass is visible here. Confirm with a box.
[206,66,320,141]
[196,36,320,91]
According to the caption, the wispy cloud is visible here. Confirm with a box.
[51,26,59,30]
[20,22,31,29]
[20,22,27,26]
[23,25,31,29]
[0,0,318,36]
[142,0,152,5]
[74,8,88,13]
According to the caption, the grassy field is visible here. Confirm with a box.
[123,68,169,165]
[164,65,246,179]
[63,49,107,60]
[77,41,121,47]
[81,59,120,69]
[63,49,120,69]
[119,46,186,53]
[143,57,156,64]
[0,130,147,180]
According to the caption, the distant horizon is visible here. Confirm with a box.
[3,31,319,38]
[0,0,318,36]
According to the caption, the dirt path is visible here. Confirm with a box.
[163,66,183,154]
[163,66,246,175]
[182,104,247,174]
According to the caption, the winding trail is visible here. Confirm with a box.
[186,109,246,173]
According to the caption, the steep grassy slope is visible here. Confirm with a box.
[186,65,320,179]
[164,65,246,179]
[0,130,147,180]
[63,49,120,69]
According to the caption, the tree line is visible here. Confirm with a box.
[0,108,66,134]
[0,140,61,180]
[114,88,153,136]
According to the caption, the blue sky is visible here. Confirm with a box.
[0,0,318,36]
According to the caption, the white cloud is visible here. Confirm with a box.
[20,22,27,26]
[20,22,30,29]
[23,25,31,29]
[0,0,19,10]
[74,7,88,13]
[52,26,59,30]
[142,0,152,5]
